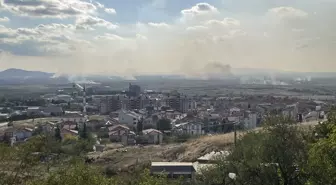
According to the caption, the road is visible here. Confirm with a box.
[300,119,326,126]
[0,122,8,128]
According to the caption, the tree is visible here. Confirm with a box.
[137,117,144,134]
[33,125,43,136]
[74,123,79,131]
[54,126,62,141]
[156,118,171,132]
[307,111,336,185]
[201,115,310,185]
[80,122,88,139]
[308,125,336,185]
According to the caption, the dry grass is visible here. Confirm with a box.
[89,131,249,172]
[89,120,321,172]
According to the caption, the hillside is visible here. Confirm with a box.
[89,120,320,172]
[89,132,241,172]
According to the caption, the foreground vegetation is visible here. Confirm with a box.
[1,112,336,185]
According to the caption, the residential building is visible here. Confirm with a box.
[43,106,63,116]
[121,95,157,110]
[99,95,126,114]
[54,94,72,102]
[39,121,56,133]
[118,110,142,127]
[59,111,86,125]
[164,92,197,113]
[108,124,131,142]
[129,83,141,97]
[243,112,257,130]
[27,107,41,116]
[150,162,196,179]
[4,127,33,142]
[282,103,299,121]
[142,129,163,144]
[121,132,136,145]
[174,122,204,135]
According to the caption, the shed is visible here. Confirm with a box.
[150,162,196,179]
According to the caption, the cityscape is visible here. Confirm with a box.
[1,0,336,184]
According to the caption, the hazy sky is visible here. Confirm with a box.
[0,0,335,76]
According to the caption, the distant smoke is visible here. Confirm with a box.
[201,62,232,79]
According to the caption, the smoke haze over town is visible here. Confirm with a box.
[0,0,335,77]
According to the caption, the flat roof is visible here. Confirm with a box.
[151,162,193,166]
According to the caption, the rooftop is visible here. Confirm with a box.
[151,162,193,166]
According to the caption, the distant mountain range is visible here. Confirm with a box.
[0,68,336,85]
[0,68,68,85]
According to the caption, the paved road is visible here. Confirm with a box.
[0,122,8,128]
[300,119,326,126]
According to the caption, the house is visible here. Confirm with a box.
[86,119,105,131]
[38,121,56,133]
[142,129,163,144]
[118,110,141,126]
[121,131,136,145]
[174,122,204,136]
[4,127,33,142]
[63,124,77,130]
[59,111,86,125]
[108,124,131,142]
[150,162,196,179]
[43,106,63,116]
[27,107,42,116]
[207,113,221,122]
[229,107,241,116]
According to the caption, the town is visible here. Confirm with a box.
[0,81,330,178]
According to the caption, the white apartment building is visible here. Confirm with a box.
[282,103,298,121]
[118,110,142,126]
[243,112,257,130]
[175,122,204,135]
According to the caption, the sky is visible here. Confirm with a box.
[0,0,336,76]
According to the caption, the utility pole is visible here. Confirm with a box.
[234,123,237,146]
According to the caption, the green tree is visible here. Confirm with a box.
[137,117,144,134]
[201,115,310,185]
[33,125,43,136]
[308,125,336,185]
[307,111,336,185]
[54,126,62,141]
[80,122,88,139]
[0,135,64,185]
